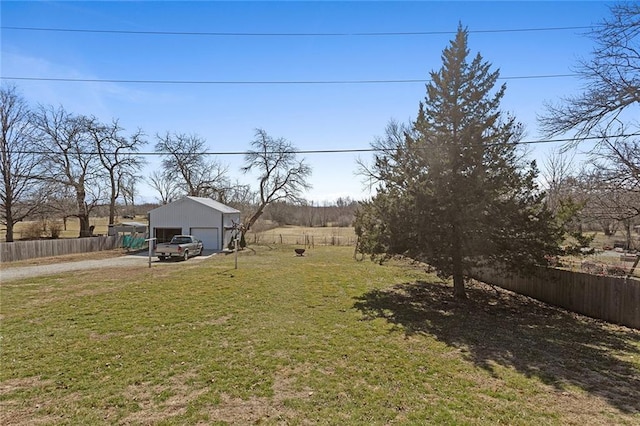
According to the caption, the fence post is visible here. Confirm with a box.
[145,238,156,268]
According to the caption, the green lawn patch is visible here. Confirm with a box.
[1,246,639,425]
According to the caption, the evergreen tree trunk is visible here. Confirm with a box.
[452,233,467,299]
[453,271,466,299]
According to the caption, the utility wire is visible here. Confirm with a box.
[1,23,586,85]
[1,74,579,85]
[12,133,640,157]
[0,25,594,37]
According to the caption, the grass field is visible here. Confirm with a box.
[1,246,638,425]
[1,217,149,242]
[247,225,357,247]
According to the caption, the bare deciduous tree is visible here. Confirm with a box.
[540,4,639,213]
[579,169,639,248]
[219,180,256,213]
[32,106,103,237]
[242,128,311,231]
[147,169,181,205]
[540,4,639,137]
[121,174,139,213]
[541,149,578,215]
[88,118,146,224]
[540,4,640,236]
[154,132,228,199]
[357,119,414,189]
[0,85,50,241]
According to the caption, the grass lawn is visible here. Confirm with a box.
[1,246,639,425]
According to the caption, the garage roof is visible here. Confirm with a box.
[187,196,241,214]
[148,196,241,214]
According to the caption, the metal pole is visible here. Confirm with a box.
[234,237,238,269]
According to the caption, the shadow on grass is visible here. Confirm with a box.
[353,280,640,414]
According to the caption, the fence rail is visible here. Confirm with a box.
[0,235,122,263]
[472,267,640,329]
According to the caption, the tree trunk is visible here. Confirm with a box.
[75,186,92,237]
[5,221,14,242]
[5,198,14,242]
[78,215,91,237]
[623,219,632,251]
[452,231,467,299]
[108,193,116,225]
[452,254,467,299]
[245,203,267,231]
[108,175,117,225]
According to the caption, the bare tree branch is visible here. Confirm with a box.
[31,105,104,237]
[154,132,229,199]
[88,118,147,224]
[540,4,640,138]
[242,129,312,230]
[0,85,50,241]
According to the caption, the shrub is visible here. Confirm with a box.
[606,265,627,276]
[22,221,44,239]
[49,220,63,239]
[580,261,604,275]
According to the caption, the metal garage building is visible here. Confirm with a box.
[148,196,241,252]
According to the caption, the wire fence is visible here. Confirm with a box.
[559,253,640,278]
[248,230,357,247]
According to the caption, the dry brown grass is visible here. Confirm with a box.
[247,225,357,246]
[1,216,149,242]
[0,248,132,269]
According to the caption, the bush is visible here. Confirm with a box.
[580,261,628,276]
[227,232,247,250]
[22,221,44,239]
[49,220,63,239]
[580,261,604,275]
[606,265,627,276]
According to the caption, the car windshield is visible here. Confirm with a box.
[172,237,191,244]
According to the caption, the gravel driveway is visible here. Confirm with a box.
[0,252,216,283]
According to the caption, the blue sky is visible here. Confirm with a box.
[1,1,611,203]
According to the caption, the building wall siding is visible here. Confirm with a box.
[149,197,240,251]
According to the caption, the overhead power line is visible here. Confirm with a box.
[1,74,579,85]
[12,133,640,157]
[1,25,594,37]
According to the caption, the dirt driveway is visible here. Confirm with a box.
[0,251,217,283]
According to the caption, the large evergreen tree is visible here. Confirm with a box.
[356,27,562,299]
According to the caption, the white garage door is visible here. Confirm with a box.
[190,227,219,251]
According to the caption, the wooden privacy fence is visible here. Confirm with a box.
[0,235,122,263]
[472,267,640,329]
